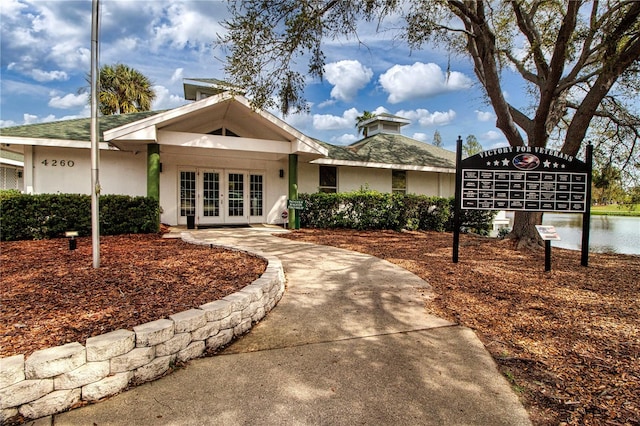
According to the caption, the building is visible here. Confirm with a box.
[0,79,456,227]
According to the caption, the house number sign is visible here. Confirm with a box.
[41,159,75,167]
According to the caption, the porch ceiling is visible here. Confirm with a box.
[105,93,328,159]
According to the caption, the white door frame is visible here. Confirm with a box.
[178,168,265,226]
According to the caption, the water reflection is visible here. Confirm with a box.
[541,213,640,255]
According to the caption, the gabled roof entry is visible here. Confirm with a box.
[103,92,327,158]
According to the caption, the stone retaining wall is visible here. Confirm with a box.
[0,236,285,424]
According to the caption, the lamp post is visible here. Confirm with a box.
[90,0,101,268]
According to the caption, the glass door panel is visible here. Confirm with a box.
[250,174,263,217]
[227,173,244,218]
[202,171,220,218]
[180,171,196,218]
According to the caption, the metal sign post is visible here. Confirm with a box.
[452,136,463,263]
[535,225,561,271]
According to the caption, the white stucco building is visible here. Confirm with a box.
[0,79,456,227]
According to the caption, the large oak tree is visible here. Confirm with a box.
[220,0,640,246]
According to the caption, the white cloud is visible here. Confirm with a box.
[49,45,90,70]
[31,69,69,82]
[23,114,40,125]
[48,92,88,109]
[332,134,359,145]
[483,131,509,149]
[324,60,373,102]
[171,68,184,83]
[396,108,457,127]
[151,3,226,51]
[484,130,503,140]
[379,62,473,103]
[313,107,360,130]
[318,99,337,108]
[372,106,390,115]
[0,120,18,128]
[152,85,188,110]
[19,112,85,126]
[412,133,429,142]
[0,0,28,18]
[475,110,493,122]
[282,112,313,131]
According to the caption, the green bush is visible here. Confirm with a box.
[0,192,159,241]
[298,190,496,233]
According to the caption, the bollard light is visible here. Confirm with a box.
[65,231,79,250]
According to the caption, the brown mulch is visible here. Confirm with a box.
[279,229,640,426]
[0,234,266,358]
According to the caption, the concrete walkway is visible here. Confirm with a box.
[54,227,531,425]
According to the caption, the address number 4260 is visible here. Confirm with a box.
[41,159,75,167]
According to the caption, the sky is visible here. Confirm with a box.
[0,0,517,152]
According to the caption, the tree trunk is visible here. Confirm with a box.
[508,211,544,249]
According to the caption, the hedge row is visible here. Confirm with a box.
[0,191,160,241]
[298,191,496,234]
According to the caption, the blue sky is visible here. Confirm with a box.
[0,0,515,151]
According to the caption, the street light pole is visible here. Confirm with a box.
[90,0,101,268]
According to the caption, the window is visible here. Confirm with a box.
[392,170,407,194]
[319,166,337,193]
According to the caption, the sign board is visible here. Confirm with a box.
[287,199,306,210]
[460,147,589,212]
[535,225,561,241]
[452,138,593,267]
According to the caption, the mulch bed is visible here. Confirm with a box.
[0,234,266,358]
[2,229,638,425]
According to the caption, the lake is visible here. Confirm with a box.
[541,213,640,255]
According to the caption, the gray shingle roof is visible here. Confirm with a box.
[1,112,455,169]
[0,110,164,142]
[317,134,456,169]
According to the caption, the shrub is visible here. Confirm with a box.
[298,190,495,233]
[0,192,159,241]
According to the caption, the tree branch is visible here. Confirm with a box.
[531,1,579,147]
[510,0,549,79]
[453,0,524,147]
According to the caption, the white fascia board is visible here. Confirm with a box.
[0,158,24,167]
[311,158,455,174]
[292,139,329,156]
[104,92,234,141]
[233,96,328,156]
[158,131,291,154]
[108,126,157,142]
[0,136,111,150]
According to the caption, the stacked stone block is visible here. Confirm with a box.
[0,247,285,424]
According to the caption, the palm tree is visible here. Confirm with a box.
[88,64,156,115]
[355,111,375,138]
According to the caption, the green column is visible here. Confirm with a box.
[147,143,160,201]
[288,154,298,229]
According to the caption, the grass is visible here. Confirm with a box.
[590,204,640,216]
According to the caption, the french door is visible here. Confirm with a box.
[179,169,264,225]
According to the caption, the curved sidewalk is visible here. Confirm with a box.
[55,227,531,425]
